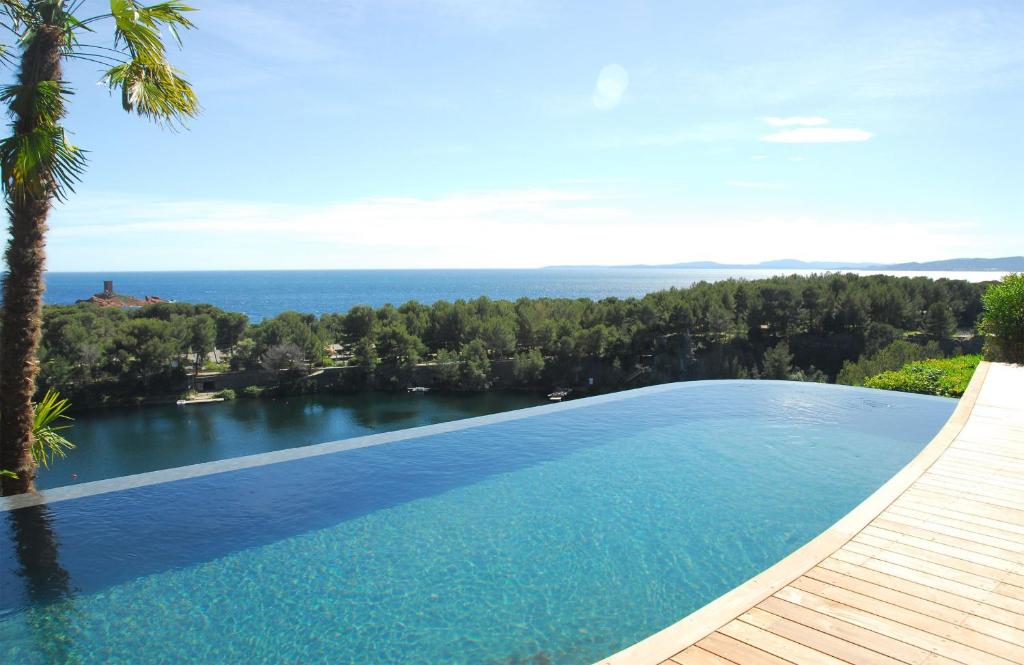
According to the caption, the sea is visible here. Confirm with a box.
[42,268,1006,323]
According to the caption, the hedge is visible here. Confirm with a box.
[863,355,981,397]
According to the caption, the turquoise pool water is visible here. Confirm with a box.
[0,381,955,664]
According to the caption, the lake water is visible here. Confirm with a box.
[37,392,544,490]
[42,268,1004,322]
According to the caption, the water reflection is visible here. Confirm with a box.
[7,506,71,604]
[37,392,544,488]
[5,506,79,662]
[350,404,422,429]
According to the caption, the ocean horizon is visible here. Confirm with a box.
[41,268,1006,322]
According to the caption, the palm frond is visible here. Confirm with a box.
[98,0,199,124]
[0,0,31,28]
[0,42,14,67]
[1,79,65,124]
[103,57,197,124]
[30,388,75,470]
[110,0,195,60]
[0,83,88,201]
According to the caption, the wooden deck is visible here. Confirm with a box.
[602,361,1024,665]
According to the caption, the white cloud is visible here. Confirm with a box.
[761,128,873,143]
[763,116,830,127]
[46,190,1014,271]
[592,64,629,111]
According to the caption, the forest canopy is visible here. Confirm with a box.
[34,272,989,403]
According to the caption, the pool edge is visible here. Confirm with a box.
[3,379,937,511]
[596,361,992,665]
[1,380,712,511]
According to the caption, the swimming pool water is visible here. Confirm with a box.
[0,381,955,664]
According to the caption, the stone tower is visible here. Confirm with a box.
[103,280,113,296]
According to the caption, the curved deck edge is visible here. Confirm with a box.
[597,361,991,665]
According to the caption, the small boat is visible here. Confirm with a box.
[407,386,430,393]
[548,390,570,402]
[176,397,225,406]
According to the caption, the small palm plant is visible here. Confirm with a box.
[1,388,74,480]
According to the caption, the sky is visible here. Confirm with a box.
[19,0,1024,270]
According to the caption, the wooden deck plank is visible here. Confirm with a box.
[600,363,1024,665]
[924,467,1024,492]
[741,605,910,665]
[900,489,1024,524]
[956,431,1024,448]
[773,586,1015,665]
[851,533,1024,586]
[901,487,1024,518]
[871,515,1024,560]
[803,565,1024,646]
[943,448,1024,469]
[953,431,1024,447]
[695,632,794,665]
[830,553,1024,616]
[943,449,1024,468]
[889,499,1024,537]
[788,576,1024,663]
[885,505,1024,546]
[669,646,737,665]
[815,558,1024,629]
[719,619,848,665]
[859,525,1024,574]
[913,456,1024,480]
[840,541,1024,605]
[912,480,1024,512]
[949,443,1024,461]
[930,446,1024,467]
[918,470,1024,497]
[933,450,1024,471]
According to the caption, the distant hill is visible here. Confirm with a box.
[543,257,1023,272]
[877,257,1024,271]
[545,260,874,269]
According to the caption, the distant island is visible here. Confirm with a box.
[543,256,1024,272]
[75,279,167,308]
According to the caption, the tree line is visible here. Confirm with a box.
[33,272,988,404]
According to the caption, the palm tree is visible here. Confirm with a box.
[0,0,198,495]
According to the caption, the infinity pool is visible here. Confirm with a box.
[0,381,955,664]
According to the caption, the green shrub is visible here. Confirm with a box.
[203,361,230,373]
[978,273,1024,363]
[837,340,941,386]
[863,355,981,397]
[213,388,236,400]
[242,385,265,398]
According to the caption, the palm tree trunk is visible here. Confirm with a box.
[0,27,64,496]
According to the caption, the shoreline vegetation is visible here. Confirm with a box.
[34,272,994,410]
